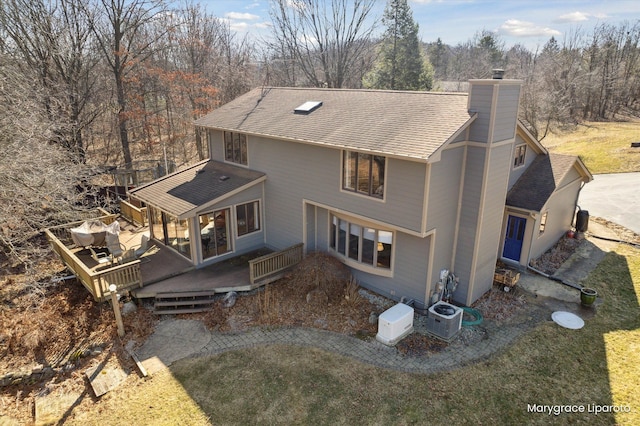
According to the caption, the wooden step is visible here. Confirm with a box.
[153,290,218,314]
[154,299,216,308]
[153,306,213,315]
[155,290,217,299]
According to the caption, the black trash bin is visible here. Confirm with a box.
[576,210,589,232]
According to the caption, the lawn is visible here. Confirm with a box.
[64,244,640,425]
[543,121,640,174]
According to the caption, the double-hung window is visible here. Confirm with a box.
[513,144,526,168]
[224,131,247,165]
[343,151,385,198]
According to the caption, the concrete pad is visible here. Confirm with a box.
[518,272,580,303]
[551,239,607,287]
[136,319,211,374]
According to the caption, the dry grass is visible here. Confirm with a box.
[543,121,640,174]
[97,244,637,426]
[201,253,378,335]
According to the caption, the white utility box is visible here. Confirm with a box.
[427,301,463,340]
[376,303,414,346]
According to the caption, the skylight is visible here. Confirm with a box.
[294,101,322,114]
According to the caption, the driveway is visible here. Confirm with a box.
[577,172,640,235]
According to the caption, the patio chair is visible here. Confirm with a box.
[89,247,111,265]
[118,235,154,264]
[105,231,125,262]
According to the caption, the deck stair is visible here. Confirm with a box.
[153,290,218,314]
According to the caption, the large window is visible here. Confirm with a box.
[149,207,191,260]
[166,213,191,260]
[149,206,165,243]
[514,144,526,168]
[236,201,260,236]
[343,151,385,198]
[224,131,247,165]
[199,209,232,259]
[330,215,392,270]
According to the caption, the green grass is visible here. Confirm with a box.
[543,121,640,174]
[66,245,640,425]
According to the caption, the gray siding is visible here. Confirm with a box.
[468,85,493,143]
[426,146,465,291]
[315,207,330,251]
[350,232,431,304]
[468,81,521,145]
[469,143,513,302]
[507,134,538,189]
[493,86,520,142]
[453,146,485,301]
[529,179,582,261]
[206,131,429,250]
[208,129,224,160]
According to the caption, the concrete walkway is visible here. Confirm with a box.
[137,303,551,375]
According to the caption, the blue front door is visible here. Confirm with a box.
[503,215,526,261]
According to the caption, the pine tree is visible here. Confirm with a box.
[364,0,433,90]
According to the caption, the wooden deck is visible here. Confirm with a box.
[45,217,143,302]
[132,249,273,299]
[46,215,304,302]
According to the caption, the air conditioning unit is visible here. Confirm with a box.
[376,303,414,346]
[427,301,463,341]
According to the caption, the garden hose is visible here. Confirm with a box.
[461,306,483,326]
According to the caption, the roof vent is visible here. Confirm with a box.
[294,101,322,114]
[219,175,230,181]
[492,69,505,80]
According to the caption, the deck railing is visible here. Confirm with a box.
[44,226,142,302]
[120,199,147,226]
[249,243,304,285]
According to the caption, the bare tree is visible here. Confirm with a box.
[269,0,378,88]
[85,0,169,168]
[0,0,101,162]
[0,54,92,267]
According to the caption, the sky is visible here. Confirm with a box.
[199,0,640,51]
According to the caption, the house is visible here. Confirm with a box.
[129,75,592,307]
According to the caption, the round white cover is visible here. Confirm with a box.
[551,311,585,329]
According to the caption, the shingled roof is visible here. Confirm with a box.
[130,160,265,219]
[195,87,475,161]
[506,153,583,211]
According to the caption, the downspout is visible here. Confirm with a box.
[526,264,582,290]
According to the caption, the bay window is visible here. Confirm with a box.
[330,214,392,270]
